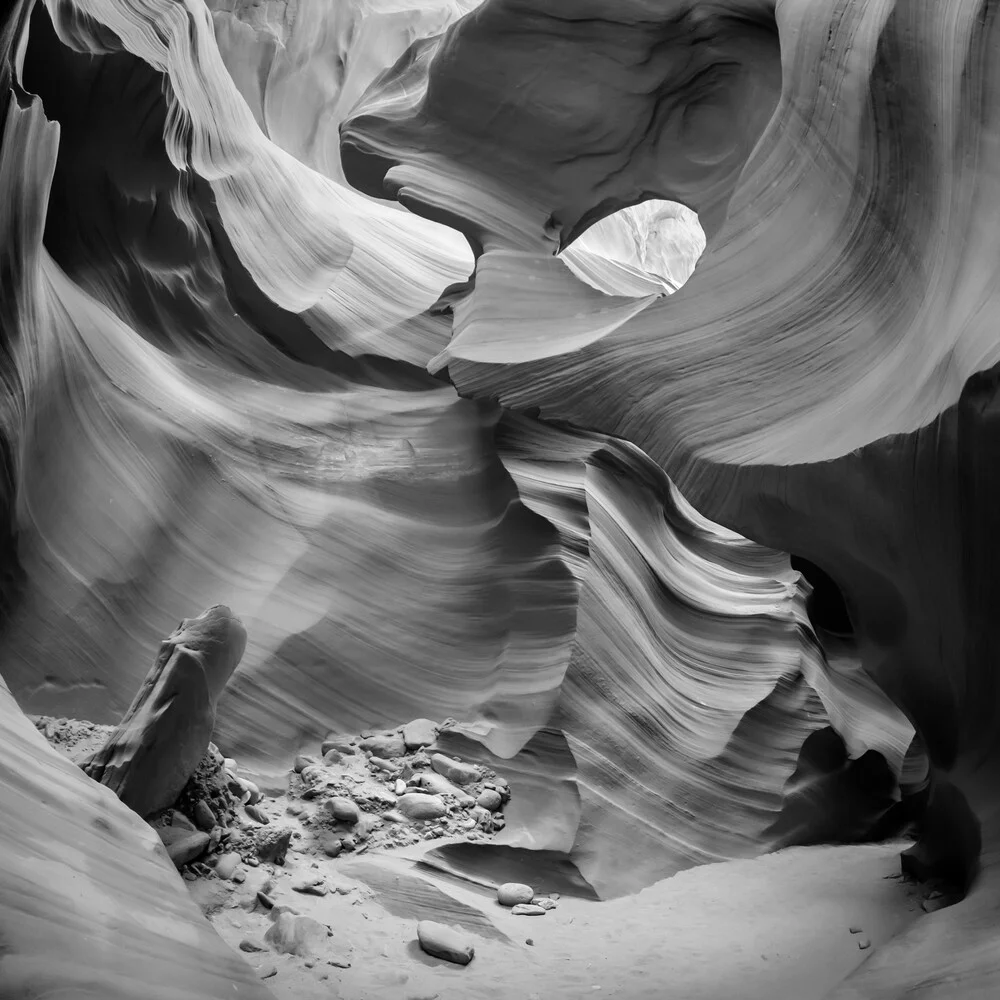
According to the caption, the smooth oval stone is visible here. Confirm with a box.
[476,789,502,812]
[396,793,448,821]
[325,797,360,824]
[429,754,480,786]
[416,920,475,966]
[359,734,406,759]
[213,851,241,879]
[497,883,534,906]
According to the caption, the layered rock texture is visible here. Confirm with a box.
[3,0,1000,996]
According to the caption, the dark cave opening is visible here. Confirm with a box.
[790,556,854,637]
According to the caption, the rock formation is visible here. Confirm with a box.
[81,605,247,817]
[3,0,1000,996]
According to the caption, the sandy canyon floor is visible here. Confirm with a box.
[33,716,935,1000]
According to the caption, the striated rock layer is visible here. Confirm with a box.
[2,0,997,995]
[342,0,1000,993]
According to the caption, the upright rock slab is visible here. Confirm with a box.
[80,606,247,818]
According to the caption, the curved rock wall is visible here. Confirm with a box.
[4,0,994,994]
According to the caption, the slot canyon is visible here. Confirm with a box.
[2,1,999,997]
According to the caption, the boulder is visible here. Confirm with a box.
[497,883,534,907]
[429,754,480,786]
[416,920,475,966]
[79,606,246,818]
[402,719,439,750]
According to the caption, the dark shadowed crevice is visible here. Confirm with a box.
[791,555,854,637]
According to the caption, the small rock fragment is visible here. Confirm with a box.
[322,736,356,755]
[157,827,210,869]
[326,797,361,824]
[429,754,480,786]
[532,897,557,910]
[232,870,246,884]
[255,825,293,864]
[292,875,328,896]
[323,749,343,765]
[416,920,475,966]
[369,755,396,772]
[293,755,314,773]
[497,883,535,907]
[256,891,275,909]
[340,835,357,852]
[239,937,268,953]
[417,772,465,797]
[257,964,277,979]
[264,912,331,957]
[402,719,439,750]
[397,794,448,821]
[526,938,534,946]
[213,851,241,880]
[321,836,343,858]
[394,779,407,796]
[476,789,502,812]
[511,904,547,916]
[849,926,863,934]
[858,938,872,950]
[360,733,406,759]
[245,803,269,824]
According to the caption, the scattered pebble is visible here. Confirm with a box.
[526,938,534,946]
[360,733,407,759]
[264,912,332,957]
[430,754,481,786]
[254,825,292,864]
[476,789,502,812]
[397,793,448,821]
[239,937,268,953]
[326,797,361,824]
[849,926,863,934]
[498,883,535,907]
[321,836,343,858]
[213,851,241,880]
[858,938,872,950]
[416,920,475,966]
[245,804,269,824]
[292,875,328,896]
[193,800,217,831]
